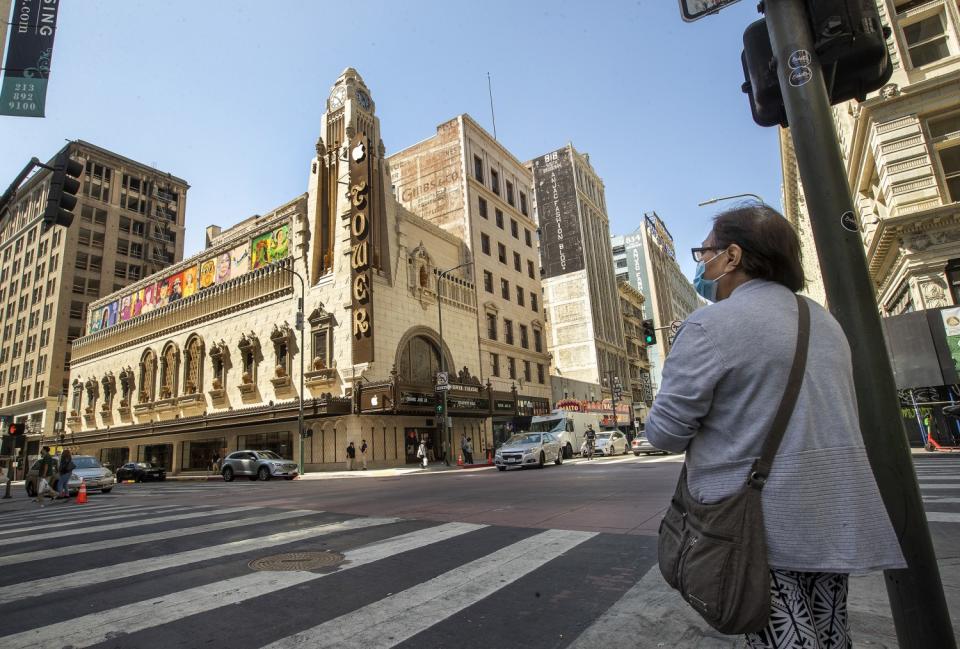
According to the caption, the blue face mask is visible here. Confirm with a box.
[693,249,729,302]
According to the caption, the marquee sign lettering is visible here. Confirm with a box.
[349,135,375,362]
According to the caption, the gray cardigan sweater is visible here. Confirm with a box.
[647,279,905,573]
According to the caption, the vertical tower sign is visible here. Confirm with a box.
[349,134,375,362]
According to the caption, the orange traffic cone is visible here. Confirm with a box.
[76,479,88,504]
[486,450,493,466]
[457,453,464,467]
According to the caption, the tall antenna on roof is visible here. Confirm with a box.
[487,72,497,140]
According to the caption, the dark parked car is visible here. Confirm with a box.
[116,462,167,482]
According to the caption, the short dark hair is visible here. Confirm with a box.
[711,203,806,293]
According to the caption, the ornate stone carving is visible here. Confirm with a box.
[921,278,948,308]
[879,83,900,99]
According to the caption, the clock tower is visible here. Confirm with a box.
[308,68,388,284]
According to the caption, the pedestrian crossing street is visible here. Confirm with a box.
[0,499,661,649]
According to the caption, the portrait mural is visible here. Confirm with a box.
[84,224,289,334]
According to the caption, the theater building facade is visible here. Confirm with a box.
[65,69,510,473]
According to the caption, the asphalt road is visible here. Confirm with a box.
[0,452,956,648]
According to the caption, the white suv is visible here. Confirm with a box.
[221,450,298,481]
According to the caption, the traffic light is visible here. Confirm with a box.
[642,319,657,346]
[740,1,892,128]
[435,402,444,415]
[6,422,25,436]
[42,149,83,230]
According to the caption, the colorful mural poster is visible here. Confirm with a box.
[200,259,216,289]
[156,278,172,308]
[229,244,249,278]
[271,224,289,261]
[251,224,290,270]
[251,232,272,270]
[942,307,960,373]
[98,307,109,331]
[182,265,199,298]
[107,301,119,327]
[168,272,185,303]
[120,295,132,321]
[131,289,145,318]
[142,283,156,314]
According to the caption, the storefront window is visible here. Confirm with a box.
[181,438,226,471]
[138,443,173,470]
[99,447,129,471]
[237,431,292,459]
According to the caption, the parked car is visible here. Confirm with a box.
[116,462,167,483]
[221,450,298,481]
[24,455,115,497]
[594,431,629,456]
[632,435,668,456]
[494,432,563,471]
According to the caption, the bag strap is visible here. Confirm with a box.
[747,294,811,490]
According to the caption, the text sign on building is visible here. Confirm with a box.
[679,0,742,22]
[532,148,584,279]
[0,0,63,117]
[349,134,375,363]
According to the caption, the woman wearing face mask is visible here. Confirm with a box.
[646,203,904,649]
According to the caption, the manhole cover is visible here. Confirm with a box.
[248,551,346,572]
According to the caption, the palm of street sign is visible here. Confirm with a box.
[679,0,742,22]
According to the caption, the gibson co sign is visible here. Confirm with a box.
[349,134,375,363]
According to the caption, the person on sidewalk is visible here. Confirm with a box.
[417,437,428,469]
[345,442,356,471]
[460,433,473,465]
[360,439,368,470]
[646,204,904,649]
[426,436,435,462]
[57,449,75,500]
[35,446,57,506]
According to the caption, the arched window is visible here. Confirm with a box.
[139,349,157,403]
[397,335,443,384]
[183,335,204,394]
[159,342,180,399]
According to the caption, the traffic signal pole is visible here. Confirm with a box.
[764,2,956,646]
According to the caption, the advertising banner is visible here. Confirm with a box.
[531,147,584,279]
[85,224,286,334]
[0,0,63,117]
[349,134,375,363]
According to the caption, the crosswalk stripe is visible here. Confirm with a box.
[0,504,203,535]
[926,512,960,523]
[262,528,596,649]
[0,508,321,567]
[916,484,960,489]
[0,515,399,606]
[0,505,261,543]
[0,503,137,526]
[922,497,960,504]
[915,476,960,481]
[0,521,484,649]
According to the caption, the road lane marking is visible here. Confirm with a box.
[0,509,322,567]
[0,504,204,535]
[926,512,960,523]
[0,522,484,649]
[262,528,596,649]
[0,505,261,543]
[916,484,960,489]
[0,516,399,606]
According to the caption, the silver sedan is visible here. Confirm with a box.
[494,432,564,471]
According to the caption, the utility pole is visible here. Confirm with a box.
[764,2,955,646]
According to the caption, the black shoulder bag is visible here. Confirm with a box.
[657,294,810,635]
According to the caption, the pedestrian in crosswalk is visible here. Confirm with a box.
[35,446,56,507]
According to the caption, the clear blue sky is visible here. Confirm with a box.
[0,0,780,279]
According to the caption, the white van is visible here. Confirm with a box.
[527,410,604,459]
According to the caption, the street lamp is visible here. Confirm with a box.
[437,260,474,466]
[697,193,765,207]
[268,261,307,475]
